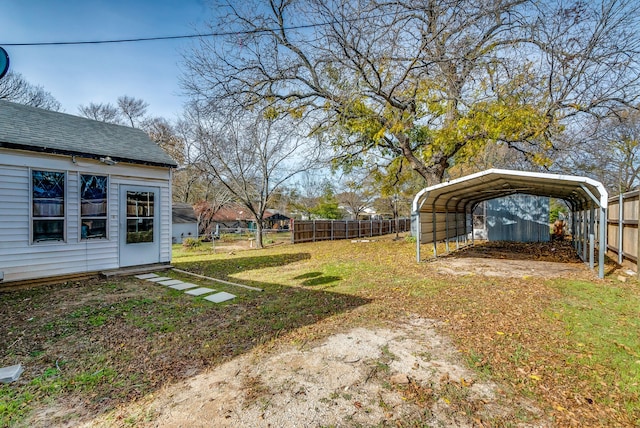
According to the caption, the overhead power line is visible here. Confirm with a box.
[1,13,386,47]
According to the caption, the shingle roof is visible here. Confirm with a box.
[172,203,198,224]
[0,100,177,167]
[211,205,253,221]
[210,205,287,221]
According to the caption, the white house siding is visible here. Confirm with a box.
[0,149,172,283]
[110,175,172,264]
[67,172,80,242]
[172,223,199,243]
[0,165,29,246]
[162,182,171,262]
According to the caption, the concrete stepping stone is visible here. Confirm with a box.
[0,364,24,383]
[157,279,183,286]
[147,276,172,282]
[169,282,200,291]
[135,273,158,280]
[185,287,216,296]
[204,292,236,303]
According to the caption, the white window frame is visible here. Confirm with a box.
[30,168,67,244]
[79,173,109,241]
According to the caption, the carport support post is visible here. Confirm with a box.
[599,204,606,279]
[589,205,595,270]
[619,193,623,265]
[414,210,421,262]
[578,211,583,256]
[445,209,450,253]
[571,207,579,252]
[583,208,588,262]
[432,202,438,257]
[470,211,475,246]
[455,212,460,250]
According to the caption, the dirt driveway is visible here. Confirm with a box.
[87,316,546,427]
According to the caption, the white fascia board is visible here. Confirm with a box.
[413,169,608,213]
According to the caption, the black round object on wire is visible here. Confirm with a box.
[0,47,10,79]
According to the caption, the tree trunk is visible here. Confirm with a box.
[397,133,445,185]
[394,200,400,240]
[255,220,264,249]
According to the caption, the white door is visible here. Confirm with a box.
[119,185,160,267]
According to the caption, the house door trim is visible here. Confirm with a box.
[119,185,161,267]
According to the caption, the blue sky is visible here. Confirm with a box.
[1,0,210,119]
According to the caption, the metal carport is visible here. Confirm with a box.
[412,169,608,278]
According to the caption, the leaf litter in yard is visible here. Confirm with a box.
[86,316,547,428]
[2,237,637,427]
[431,240,595,278]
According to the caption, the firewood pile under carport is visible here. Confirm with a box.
[449,240,582,262]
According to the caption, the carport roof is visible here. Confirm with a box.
[412,169,608,213]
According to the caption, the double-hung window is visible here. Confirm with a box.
[80,175,108,239]
[32,170,65,242]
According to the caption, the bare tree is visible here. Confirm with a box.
[192,188,235,237]
[191,107,321,247]
[555,108,640,194]
[0,71,61,111]
[183,0,640,185]
[78,95,148,128]
[78,102,122,123]
[144,117,186,164]
[287,172,327,219]
[118,95,149,128]
[336,176,376,220]
[77,96,185,165]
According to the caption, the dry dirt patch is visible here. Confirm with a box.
[89,317,546,427]
[429,241,595,279]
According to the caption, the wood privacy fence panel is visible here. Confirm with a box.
[607,190,640,268]
[291,219,410,244]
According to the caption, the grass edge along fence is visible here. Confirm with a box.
[291,218,410,243]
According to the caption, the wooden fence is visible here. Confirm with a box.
[607,190,640,271]
[291,218,410,244]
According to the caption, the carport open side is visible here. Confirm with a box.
[412,169,608,278]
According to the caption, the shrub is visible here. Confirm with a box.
[182,237,200,249]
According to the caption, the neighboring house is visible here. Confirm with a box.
[339,206,378,221]
[172,203,198,244]
[209,205,290,231]
[0,100,177,284]
[210,205,254,230]
[264,212,290,229]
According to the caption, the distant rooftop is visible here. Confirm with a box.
[172,203,198,224]
[0,100,177,167]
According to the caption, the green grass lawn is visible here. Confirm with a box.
[1,236,639,426]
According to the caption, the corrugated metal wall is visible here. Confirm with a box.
[485,195,550,242]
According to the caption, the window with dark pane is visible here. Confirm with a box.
[32,170,65,242]
[126,191,154,243]
[81,175,108,239]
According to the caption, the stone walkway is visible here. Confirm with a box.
[135,273,236,303]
